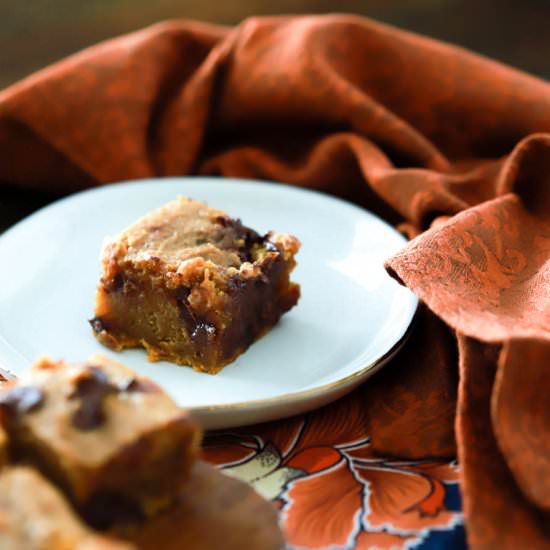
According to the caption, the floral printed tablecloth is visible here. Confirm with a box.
[205,389,465,550]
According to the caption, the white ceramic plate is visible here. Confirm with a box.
[0,178,416,429]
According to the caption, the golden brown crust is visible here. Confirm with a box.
[99,197,300,290]
[101,197,240,288]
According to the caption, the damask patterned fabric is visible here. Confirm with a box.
[1,15,550,548]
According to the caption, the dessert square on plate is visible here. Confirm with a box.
[91,196,300,374]
[0,178,417,428]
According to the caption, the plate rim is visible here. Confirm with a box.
[1,175,405,240]
[188,314,416,415]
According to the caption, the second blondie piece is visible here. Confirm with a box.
[0,355,200,521]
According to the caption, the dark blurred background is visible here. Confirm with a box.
[1,0,549,230]
[2,0,550,89]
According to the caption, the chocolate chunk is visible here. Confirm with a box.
[175,287,217,344]
[175,286,196,331]
[214,215,230,228]
[214,216,263,261]
[0,386,44,417]
[242,227,262,248]
[177,302,196,331]
[222,217,262,247]
[69,367,117,431]
[119,377,160,394]
[89,317,108,334]
[227,276,248,294]
[175,286,191,301]
[237,248,253,263]
[216,215,282,263]
[111,273,125,293]
[239,223,263,262]
[109,273,138,294]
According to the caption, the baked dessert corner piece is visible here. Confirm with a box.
[91,196,300,374]
[0,466,133,549]
[0,354,201,523]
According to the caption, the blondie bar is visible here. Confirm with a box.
[91,197,300,373]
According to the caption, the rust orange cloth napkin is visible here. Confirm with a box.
[2,15,550,549]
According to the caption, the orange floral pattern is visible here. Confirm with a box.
[204,390,464,549]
